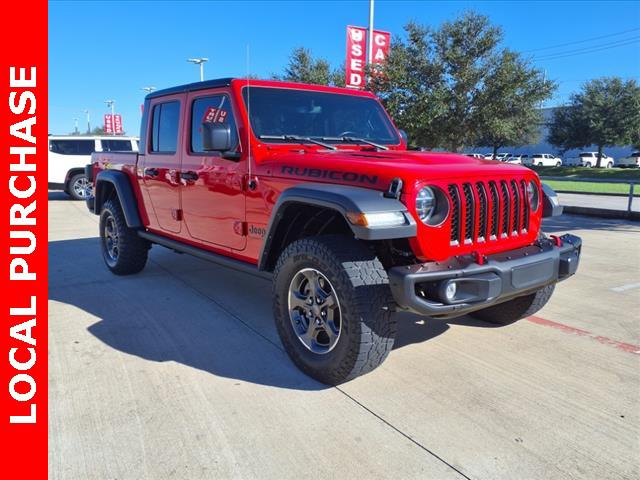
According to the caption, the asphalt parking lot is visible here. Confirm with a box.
[48,191,639,480]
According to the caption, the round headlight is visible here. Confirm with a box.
[527,180,540,211]
[416,187,436,222]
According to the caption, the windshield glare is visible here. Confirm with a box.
[242,87,400,145]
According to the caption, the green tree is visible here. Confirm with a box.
[475,51,554,157]
[548,77,640,166]
[274,47,344,86]
[370,13,555,151]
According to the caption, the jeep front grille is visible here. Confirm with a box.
[448,178,530,246]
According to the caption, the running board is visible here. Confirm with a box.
[138,231,272,280]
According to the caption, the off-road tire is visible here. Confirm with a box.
[273,235,397,385]
[67,173,92,201]
[99,198,150,275]
[470,284,555,325]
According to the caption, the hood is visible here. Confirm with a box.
[260,147,536,191]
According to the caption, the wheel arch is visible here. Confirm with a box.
[258,183,416,272]
[94,170,142,228]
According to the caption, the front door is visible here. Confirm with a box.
[180,91,246,250]
[139,95,183,233]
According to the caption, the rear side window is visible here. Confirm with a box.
[190,95,239,153]
[151,101,180,153]
[579,153,592,157]
[49,139,95,155]
[632,152,640,157]
[533,154,543,158]
[102,139,133,152]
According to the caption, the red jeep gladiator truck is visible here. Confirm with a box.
[86,78,581,384]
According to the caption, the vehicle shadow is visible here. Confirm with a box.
[49,237,495,390]
[543,213,639,233]
[48,191,73,201]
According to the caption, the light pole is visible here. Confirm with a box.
[83,109,90,134]
[187,58,208,81]
[367,0,375,67]
[105,100,115,135]
[73,118,79,135]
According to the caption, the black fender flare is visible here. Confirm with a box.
[94,170,143,228]
[258,183,417,270]
[542,183,563,217]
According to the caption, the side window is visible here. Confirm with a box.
[49,139,95,155]
[190,95,239,154]
[101,139,133,152]
[150,101,180,153]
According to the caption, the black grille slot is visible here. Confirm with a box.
[462,184,474,242]
[521,180,530,232]
[510,180,521,234]
[500,181,510,237]
[489,181,500,239]
[448,184,461,244]
[476,182,487,241]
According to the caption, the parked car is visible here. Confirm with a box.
[85,78,581,385]
[484,153,510,161]
[48,135,139,200]
[505,154,528,165]
[565,151,614,168]
[466,153,484,159]
[523,154,562,167]
[615,151,640,168]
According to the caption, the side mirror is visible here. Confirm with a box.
[398,129,408,144]
[202,122,232,152]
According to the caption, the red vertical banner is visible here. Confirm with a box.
[113,114,123,134]
[345,26,367,89]
[371,30,391,69]
[104,114,114,134]
[1,0,48,478]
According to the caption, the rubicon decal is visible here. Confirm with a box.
[281,165,378,185]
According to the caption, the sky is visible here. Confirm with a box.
[48,0,640,135]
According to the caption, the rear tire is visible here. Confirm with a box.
[607,162,613,168]
[537,162,543,167]
[272,235,396,385]
[555,161,561,167]
[99,198,150,275]
[470,285,555,325]
[68,173,92,201]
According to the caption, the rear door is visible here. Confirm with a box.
[180,90,246,250]
[139,95,183,233]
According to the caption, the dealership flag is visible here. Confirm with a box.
[345,26,390,89]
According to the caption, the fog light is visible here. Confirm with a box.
[444,282,457,302]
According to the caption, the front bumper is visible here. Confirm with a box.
[388,234,581,319]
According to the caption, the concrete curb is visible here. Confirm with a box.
[563,205,640,221]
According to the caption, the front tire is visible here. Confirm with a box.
[99,198,150,275]
[607,162,613,168]
[273,235,396,385]
[470,284,555,325]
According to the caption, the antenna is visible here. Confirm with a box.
[246,44,253,185]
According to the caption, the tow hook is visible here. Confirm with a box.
[473,251,486,265]
[549,235,563,247]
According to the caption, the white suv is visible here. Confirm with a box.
[48,136,139,200]
[523,154,562,167]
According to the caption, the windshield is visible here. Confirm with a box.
[242,87,400,145]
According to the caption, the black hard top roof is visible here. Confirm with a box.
[146,77,235,99]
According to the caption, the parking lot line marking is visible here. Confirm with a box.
[610,282,640,293]
[527,316,640,355]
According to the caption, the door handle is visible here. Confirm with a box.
[144,167,159,177]
[181,171,199,181]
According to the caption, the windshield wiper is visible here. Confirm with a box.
[258,135,337,150]
[322,136,389,151]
